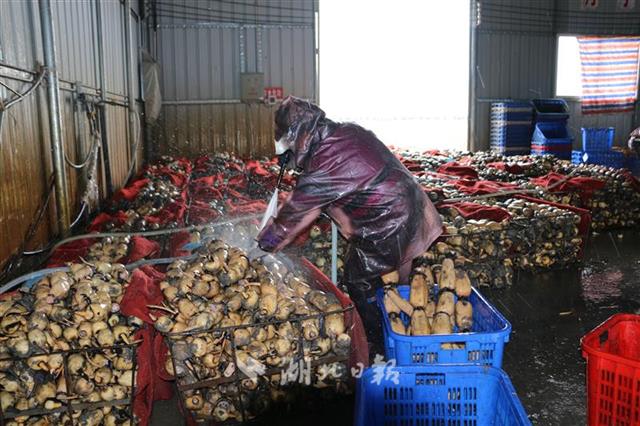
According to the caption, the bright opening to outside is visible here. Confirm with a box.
[556,35,582,97]
[319,0,470,151]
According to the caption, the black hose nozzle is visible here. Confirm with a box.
[276,151,291,189]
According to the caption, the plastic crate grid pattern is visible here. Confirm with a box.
[490,102,533,153]
[582,127,615,153]
[355,366,531,426]
[377,286,511,367]
[573,150,626,169]
[581,314,640,426]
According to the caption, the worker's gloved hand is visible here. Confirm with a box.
[257,228,281,252]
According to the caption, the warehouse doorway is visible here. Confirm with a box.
[319,1,470,151]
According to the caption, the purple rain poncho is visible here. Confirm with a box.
[258,97,442,283]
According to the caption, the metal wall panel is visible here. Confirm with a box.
[472,0,640,150]
[556,0,640,35]
[0,1,41,70]
[473,0,555,150]
[52,0,98,87]
[152,0,315,157]
[102,0,127,95]
[155,103,276,158]
[0,0,139,268]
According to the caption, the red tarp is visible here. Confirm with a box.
[530,172,606,203]
[437,161,479,180]
[440,201,512,222]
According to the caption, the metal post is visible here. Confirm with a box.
[467,0,478,151]
[331,222,338,283]
[39,0,71,235]
[124,0,138,175]
[312,0,319,104]
[96,0,114,196]
[74,83,88,195]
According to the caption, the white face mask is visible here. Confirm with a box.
[274,136,289,155]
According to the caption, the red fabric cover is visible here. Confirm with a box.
[120,266,173,425]
[159,200,187,224]
[530,172,606,203]
[124,236,161,263]
[300,258,369,368]
[437,161,479,179]
[114,179,150,202]
[89,211,129,232]
[187,202,221,224]
[191,174,222,187]
[121,266,165,324]
[153,167,189,187]
[441,201,512,222]
[225,199,267,215]
[245,160,271,177]
[167,231,193,257]
[152,332,174,400]
[190,186,224,202]
[486,162,525,175]
[451,179,520,195]
[398,157,424,173]
[423,149,445,156]
[47,238,95,267]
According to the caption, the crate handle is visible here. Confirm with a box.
[415,373,446,386]
[599,330,608,347]
[440,342,466,350]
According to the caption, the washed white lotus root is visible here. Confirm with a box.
[0,261,140,423]
[382,260,474,337]
[152,240,352,421]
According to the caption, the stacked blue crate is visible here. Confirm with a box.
[490,102,533,156]
[531,122,573,160]
[530,99,572,160]
[574,128,626,169]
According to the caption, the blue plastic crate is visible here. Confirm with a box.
[376,286,511,367]
[532,98,569,123]
[490,120,533,128]
[491,111,533,121]
[572,150,585,164]
[581,127,614,152]
[355,365,531,426]
[492,141,531,149]
[531,122,572,145]
[490,126,533,136]
[491,101,532,110]
[582,151,625,169]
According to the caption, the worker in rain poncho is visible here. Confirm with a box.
[629,126,640,157]
[257,96,442,355]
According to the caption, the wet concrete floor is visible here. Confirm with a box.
[152,228,640,425]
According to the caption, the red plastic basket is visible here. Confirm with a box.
[581,314,640,426]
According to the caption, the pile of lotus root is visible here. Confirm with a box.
[150,240,352,422]
[0,262,140,426]
[382,259,472,342]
